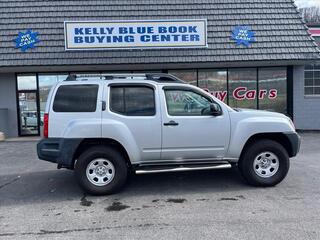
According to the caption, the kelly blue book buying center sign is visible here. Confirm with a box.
[64,20,207,50]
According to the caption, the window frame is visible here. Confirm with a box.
[108,83,157,117]
[304,65,320,97]
[162,86,218,117]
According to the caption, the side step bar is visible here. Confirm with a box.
[135,163,232,175]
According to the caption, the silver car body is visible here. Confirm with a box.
[45,79,296,164]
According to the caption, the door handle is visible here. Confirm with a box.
[102,100,106,111]
[163,120,179,126]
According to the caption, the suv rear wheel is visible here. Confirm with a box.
[238,139,289,187]
[75,146,128,195]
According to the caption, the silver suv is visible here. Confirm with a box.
[37,73,300,195]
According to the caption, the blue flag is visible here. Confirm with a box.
[14,29,40,52]
[231,26,256,47]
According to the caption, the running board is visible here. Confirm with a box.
[135,163,232,174]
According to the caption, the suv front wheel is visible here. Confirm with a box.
[238,139,290,187]
[75,146,128,195]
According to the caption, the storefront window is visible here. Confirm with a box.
[39,74,68,112]
[198,69,227,102]
[168,68,287,113]
[15,68,288,136]
[228,68,257,109]
[258,68,287,113]
[17,75,37,90]
[132,70,162,73]
[168,70,197,86]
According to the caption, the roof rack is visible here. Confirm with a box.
[65,73,185,83]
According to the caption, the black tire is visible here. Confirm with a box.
[74,145,128,195]
[238,139,289,187]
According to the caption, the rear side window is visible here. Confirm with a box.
[110,86,155,116]
[53,84,99,112]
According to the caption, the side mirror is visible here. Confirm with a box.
[210,103,222,116]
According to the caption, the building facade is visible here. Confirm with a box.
[0,0,319,137]
[297,23,320,130]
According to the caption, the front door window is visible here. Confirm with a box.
[164,89,212,116]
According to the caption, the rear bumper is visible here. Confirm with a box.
[37,138,82,168]
[284,132,301,157]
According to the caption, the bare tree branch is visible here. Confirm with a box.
[300,6,320,23]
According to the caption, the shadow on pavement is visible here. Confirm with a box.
[0,167,252,206]
[0,170,82,206]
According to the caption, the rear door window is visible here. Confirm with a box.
[53,84,99,112]
[110,86,155,116]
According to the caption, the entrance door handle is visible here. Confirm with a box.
[163,120,179,126]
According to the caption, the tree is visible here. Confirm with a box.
[300,7,320,23]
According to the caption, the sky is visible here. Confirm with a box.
[295,0,320,8]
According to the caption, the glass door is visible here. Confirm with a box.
[17,75,40,136]
[18,91,40,136]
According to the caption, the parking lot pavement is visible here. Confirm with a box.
[0,133,320,240]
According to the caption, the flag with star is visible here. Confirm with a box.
[231,26,256,47]
[14,29,40,52]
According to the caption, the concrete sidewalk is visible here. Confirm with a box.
[4,136,41,142]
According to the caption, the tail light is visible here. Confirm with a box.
[43,113,49,138]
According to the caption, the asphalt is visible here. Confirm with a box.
[0,133,320,239]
